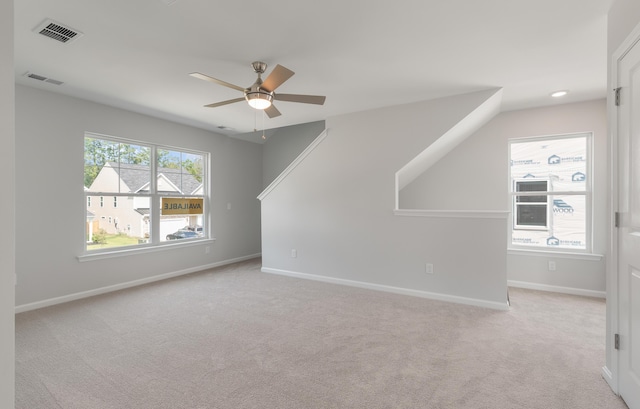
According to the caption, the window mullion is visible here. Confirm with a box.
[150,146,159,244]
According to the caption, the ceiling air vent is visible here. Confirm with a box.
[24,72,64,86]
[33,19,83,44]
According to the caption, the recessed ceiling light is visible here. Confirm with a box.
[550,90,569,98]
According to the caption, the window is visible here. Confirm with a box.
[84,133,208,252]
[87,197,91,207]
[509,133,591,251]
[513,179,548,229]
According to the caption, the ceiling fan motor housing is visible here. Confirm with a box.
[245,90,274,108]
[245,78,274,108]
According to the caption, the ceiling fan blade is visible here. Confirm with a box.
[204,97,245,108]
[261,65,295,92]
[189,72,245,92]
[275,93,326,105]
[264,104,282,118]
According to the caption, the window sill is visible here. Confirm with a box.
[507,248,603,261]
[394,209,509,219]
[78,238,216,263]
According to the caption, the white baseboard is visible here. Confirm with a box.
[262,267,509,311]
[601,366,618,394]
[15,254,261,313]
[508,280,605,298]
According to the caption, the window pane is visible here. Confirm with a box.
[510,137,586,192]
[160,197,204,242]
[549,195,586,249]
[84,137,151,193]
[157,149,204,195]
[86,196,150,250]
[512,195,586,249]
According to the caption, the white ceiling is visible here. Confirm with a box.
[14,0,613,141]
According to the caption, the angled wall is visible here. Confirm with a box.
[396,89,502,192]
[260,90,509,309]
[400,100,608,297]
[262,121,326,188]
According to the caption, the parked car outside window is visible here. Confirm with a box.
[166,230,199,240]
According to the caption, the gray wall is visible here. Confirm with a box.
[261,90,508,309]
[262,121,325,188]
[608,0,640,56]
[15,85,263,307]
[400,100,608,295]
[1,0,15,406]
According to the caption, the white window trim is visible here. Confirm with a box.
[78,238,216,262]
[507,248,603,261]
[83,132,210,258]
[508,132,593,253]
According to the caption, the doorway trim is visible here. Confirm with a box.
[604,18,640,395]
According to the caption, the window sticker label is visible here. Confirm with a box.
[162,198,204,215]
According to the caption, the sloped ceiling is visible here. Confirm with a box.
[14,0,612,141]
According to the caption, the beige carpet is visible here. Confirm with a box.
[16,258,628,409]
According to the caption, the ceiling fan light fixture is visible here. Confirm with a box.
[246,91,273,110]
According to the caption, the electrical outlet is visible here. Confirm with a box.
[426,263,434,274]
[548,261,556,271]
[205,246,210,254]
[291,249,297,258]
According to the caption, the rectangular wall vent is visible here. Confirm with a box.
[33,19,83,44]
[24,72,64,86]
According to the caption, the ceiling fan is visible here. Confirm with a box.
[189,61,326,118]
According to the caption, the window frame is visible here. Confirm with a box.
[83,132,210,256]
[508,132,593,253]
[513,178,550,231]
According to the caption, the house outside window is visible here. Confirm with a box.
[509,133,591,251]
[84,133,208,252]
